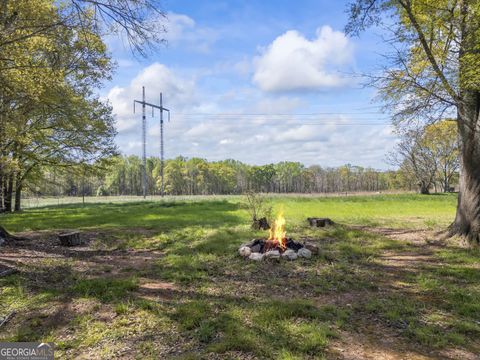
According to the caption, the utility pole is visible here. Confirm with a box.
[134,87,170,198]
[160,93,165,197]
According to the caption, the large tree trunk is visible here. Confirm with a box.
[4,173,13,212]
[14,179,22,212]
[450,91,480,245]
[0,170,4,211]
[419,180,430,194]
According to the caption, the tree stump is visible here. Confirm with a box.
[251,217,270,230]
[307,218,334,227]
[59,231,82,246]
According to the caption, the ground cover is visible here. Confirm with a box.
[0,194,478,359]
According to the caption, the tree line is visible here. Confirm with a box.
[24,156,428,198]
[19,120,460,199]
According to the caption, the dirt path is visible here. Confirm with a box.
[328,227,479,360]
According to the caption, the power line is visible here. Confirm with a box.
[134,87,170,198]
[174,112,389,116]
[162,120,393,126]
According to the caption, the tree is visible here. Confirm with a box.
[0,0,169,213]
[347,0,480,245]
[423,121,459,192]
[0,0,118,211]
[0,0,166,57]
[389,127,438,194]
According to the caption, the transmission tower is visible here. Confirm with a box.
[134,87,170,198]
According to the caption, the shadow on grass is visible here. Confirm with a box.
[1,200,245,232]
[1,217,479,358]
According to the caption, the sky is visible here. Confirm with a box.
[102,0,398,169]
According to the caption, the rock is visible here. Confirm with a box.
[249,252,264,261]
[250,244,261,253]
[298,248,312,259]
[239,246,251,257]
[304,243,319,255]
[281,249,298,260]
[264,250,280,259]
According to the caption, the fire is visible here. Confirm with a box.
[268,211,287,251]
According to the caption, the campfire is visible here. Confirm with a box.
[239,212,317,261]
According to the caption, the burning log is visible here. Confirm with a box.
[307,217,334,227]
[286,239,304,251]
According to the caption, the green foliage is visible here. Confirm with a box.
[30,154,417,198]
[0,0,118,212]
[392,120,459,193]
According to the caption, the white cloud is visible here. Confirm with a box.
[107,63,196,133]
[164,12,218,53]
[275,125,329,143]
[106,62,395,169]
[253,26,354,92]
[253,96,303,113]
[164,13,196,42]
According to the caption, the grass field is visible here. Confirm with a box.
[0,193,479,359]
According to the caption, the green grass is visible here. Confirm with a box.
[3,193,457,232]
[1,193,479,359]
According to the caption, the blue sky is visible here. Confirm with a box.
[103,0,397,169]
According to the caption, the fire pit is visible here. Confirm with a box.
[239,212,318,261]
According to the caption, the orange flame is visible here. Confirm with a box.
[268,211,287,250]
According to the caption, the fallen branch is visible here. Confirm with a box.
[0,269,18,277]
[0,225,27,243]
[0,311,16,328]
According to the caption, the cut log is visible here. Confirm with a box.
[59,231,82,246]
[307,218,334,227]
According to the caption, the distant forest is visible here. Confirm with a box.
[25,155,425,198]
